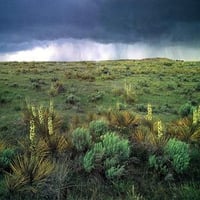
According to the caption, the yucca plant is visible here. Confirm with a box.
[168,117,200,144]
[123,81,137,103]
[6,153,54,194]
[23,100,63,140]
[36,134,69,158]
[133,122,169,153]
[22,100,69,158]
[106,110,139,134]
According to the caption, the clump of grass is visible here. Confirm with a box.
[112,81,137,104]
[88,91,104,102]
[66,94,80,105]
[123,81,137,103]
[179,103,193,117]
[48,81,65,97]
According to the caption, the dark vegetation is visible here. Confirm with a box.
[0,58,200,199]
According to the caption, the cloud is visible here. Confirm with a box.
[0,1,200,61]
[0,39,199,61]
[1,0,200,44]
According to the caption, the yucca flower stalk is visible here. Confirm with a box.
[48,116,54,135]
[31,105,37,118]
[146,103,153,121]
[30,118,36,143]
[193,108,198,124]
[157,120,163,138]
[38,105,44,124]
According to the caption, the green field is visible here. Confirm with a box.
[0,58,200,199]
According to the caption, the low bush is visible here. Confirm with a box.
[65,94,80,105]
[164,138,190,173]
[83,132,130,179]
[72,128,92,152]
[179,103,193,117]
[0,148,15,170]
[89,120,109,139]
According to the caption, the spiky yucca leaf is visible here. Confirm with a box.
[6,154,54,193]
[106,110,139,134]
[33,134,69,158]
[168,117,200,143]
[133,130,146,143]
[146,132,169,150]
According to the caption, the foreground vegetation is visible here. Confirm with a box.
[0,58,200,199]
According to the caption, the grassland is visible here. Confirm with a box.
[0,58,200,199]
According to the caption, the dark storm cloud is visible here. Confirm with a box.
[0,0,200,60]
[99,0,200,43]
[0,0,100,44]
[1,0,200,44]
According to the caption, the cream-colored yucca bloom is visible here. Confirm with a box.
[31,105,37,118]
[48,116,54,135]
[193,108,198,124]
[146,104,152,121]
[157,120,163,138]
[49,100,54,114]
[38,105,44,124]
[30,119,36,143]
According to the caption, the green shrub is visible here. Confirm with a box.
[195,83,200,91]
[88,91,104,102]
[83,151,95,172]
[136,104,146,112]
[0,148,15,170]
[164,138,190,173]
[105,165,125,179]
[83,132,130,179]
[179,103,192,117]
[66,94,80,105]
[0,92,13,104]
[89,120,109,138]
[116,102,127,110]
[149,139,190,175]
[83,142,105,172]
[72,128,92,152]
[178,183,200,200]
[102,132,130,160]
[148,154,168,174]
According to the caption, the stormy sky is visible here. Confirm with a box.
[0,0,200,61]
